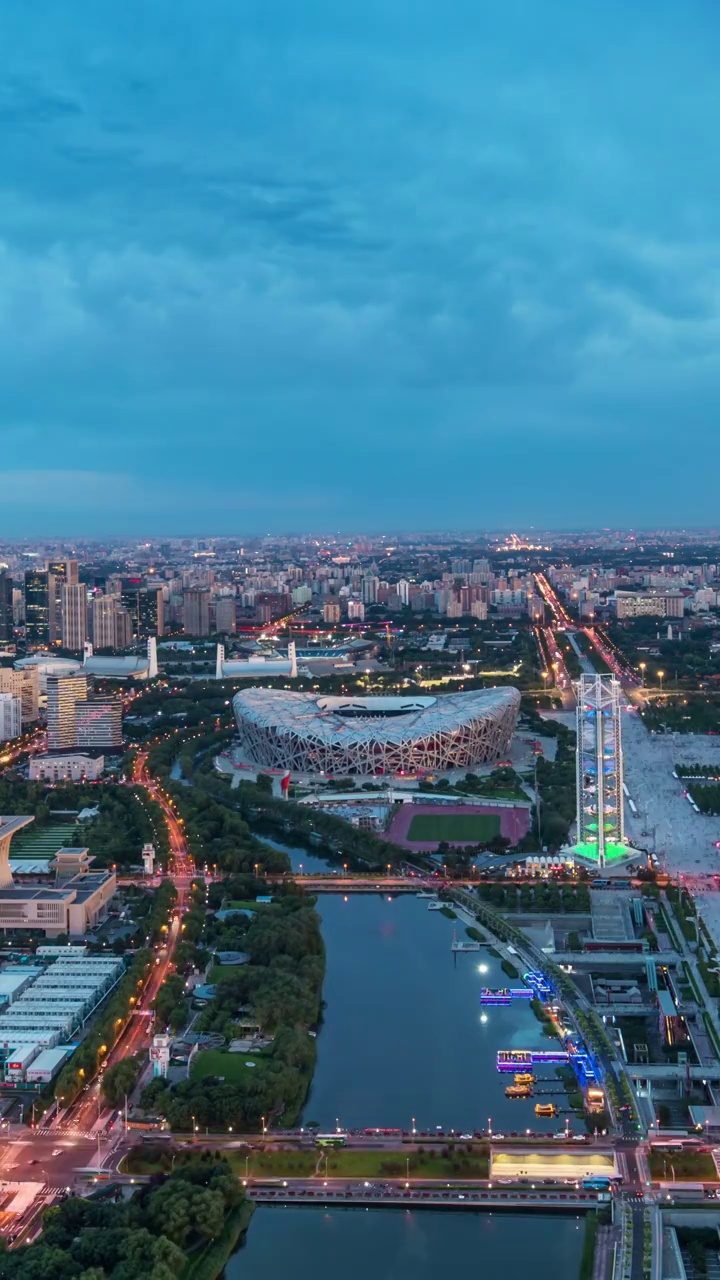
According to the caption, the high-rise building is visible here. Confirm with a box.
[361,573,379,605]
[91,596,119,650]
[323,601,341,625]
[0,572,13,644]
[76,697,123,751]
[114,606,133,649]
[183,589,211,636]
[397,579,410,606]
[120,579,164,638]
[24,570,51,648]
[46,674,88,752]
[574,674,625,867]
[347,599,365,621]
[0,693,21,743]
[214,596,237,635]
[48,560,79,643]
[0,667,39,724]
[61,584,88,651]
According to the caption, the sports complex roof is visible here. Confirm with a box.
[234,687,520,775]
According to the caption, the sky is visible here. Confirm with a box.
[1,0,720,536]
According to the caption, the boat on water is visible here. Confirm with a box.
[452,940,481,952]
[534,1103,558,1117]
[514,1073,535,1086]
[416,890,438,899]
[505,1085,533,1099]
[427,901,444,911]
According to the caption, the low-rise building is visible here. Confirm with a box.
[29,753,105,782]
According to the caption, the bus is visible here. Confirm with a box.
[582,1178,611,1191]
[315,1133,348,1148]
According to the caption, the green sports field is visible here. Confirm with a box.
[406,812,501,842]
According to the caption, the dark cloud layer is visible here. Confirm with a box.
[1,0,719,533]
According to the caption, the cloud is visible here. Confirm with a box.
[0,0,719,530]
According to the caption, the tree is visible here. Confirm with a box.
[101,1054,143,1108]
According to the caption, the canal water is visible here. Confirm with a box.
[226,889,583,1279]
[256,833,333,876]
[306,893,564,1135]
[226,1207,585,1280]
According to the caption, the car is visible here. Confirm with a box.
[553,1132,567,1140]
[572,1135,588,1142]
[51,1149,62,1158]
[490,1133,505,1141]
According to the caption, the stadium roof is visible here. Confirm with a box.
[234,688,518,742]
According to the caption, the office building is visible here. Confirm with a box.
[214,596,237,635]
[347,599,365,621]
[183,589,211,636]
[573,674,626,867]
[61,583,87,651]
[48,561,78,643]
[0,695,21,743]
[0,572,13,644]
[24,570,51,648]
[46,675,88,752]
[323,601,341,625]
[75,697,123,751]
[120,579,164,638]
[0,667,39,724]
[0,822,117,937]
[91,595,119,649]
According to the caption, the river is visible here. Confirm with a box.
[306,894,564,1135]
[226,892,584,1279]
[226,1207,585,1280]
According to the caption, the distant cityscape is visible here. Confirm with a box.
[2,529,720,1272]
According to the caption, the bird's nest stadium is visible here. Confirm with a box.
[233,687,521,776]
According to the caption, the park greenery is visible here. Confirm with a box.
[687,781,720,815]
[140,886,324,1132]
[0,1154,248,1280]
[641,693,720,735]
[674,762,720,779]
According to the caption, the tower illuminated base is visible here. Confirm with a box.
[566,840,637,867]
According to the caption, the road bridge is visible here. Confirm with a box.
[248,1184,602,1211]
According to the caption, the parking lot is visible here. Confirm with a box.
[621,711,720,876]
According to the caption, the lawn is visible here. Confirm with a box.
[407,813,501,842]
[190,1048,268,1084]
[323,1148,489,1180]
[648,1150,718,1181]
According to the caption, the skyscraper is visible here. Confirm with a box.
[24,570,51,647]
[61,583,88,651]
[91,595,119,649]
[574,673,625,867]
[47,560,77,642]
[183,589,211,636]
[46,674,88,751]
[214,596,237,635]
[0,572,13,644]
[120,579,164,638]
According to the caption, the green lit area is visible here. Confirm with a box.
[571,841,632,864]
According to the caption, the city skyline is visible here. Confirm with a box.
[2,0,720,533]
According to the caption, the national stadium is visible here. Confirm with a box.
[232,687,520,776]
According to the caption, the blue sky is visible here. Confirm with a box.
[1,0,719,535]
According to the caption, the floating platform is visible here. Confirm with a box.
[497,1049,569,1072]
[535,1103,558,1117]
[480,987,533,1005]
[505,1085,533,1099]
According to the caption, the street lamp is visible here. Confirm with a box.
[639,662,646,687]
[657,670,665,693]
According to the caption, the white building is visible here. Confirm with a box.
[0,693,21,743]
[29,753,105,782]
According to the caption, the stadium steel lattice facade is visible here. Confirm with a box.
[233,688,521,776]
